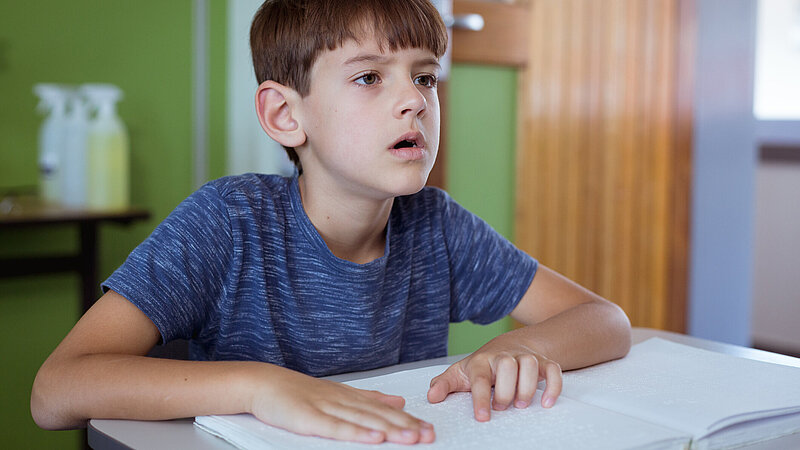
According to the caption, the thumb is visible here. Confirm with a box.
[427,365,467,404]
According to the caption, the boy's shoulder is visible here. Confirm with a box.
[204,173,292,202]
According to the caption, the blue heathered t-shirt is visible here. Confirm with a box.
[103,174,537,377]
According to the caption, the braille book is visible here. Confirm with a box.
[195,338,800,449]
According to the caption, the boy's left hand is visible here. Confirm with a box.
[426,333,562,422]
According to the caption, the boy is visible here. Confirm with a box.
[31,0,631,445]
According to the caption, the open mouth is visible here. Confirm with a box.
[389,133,426,161]
[390,132,424,151]
[393,139,417,149]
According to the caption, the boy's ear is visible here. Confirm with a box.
[255,80,306,148]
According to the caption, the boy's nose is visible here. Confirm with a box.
[394,81,427,119]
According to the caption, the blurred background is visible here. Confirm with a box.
[1,0,799,448]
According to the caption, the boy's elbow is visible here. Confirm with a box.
[31,374,54,430]
[31,367,60,430]
[606,300,632,359]
[30,388,58,430]
[31,363,81,431]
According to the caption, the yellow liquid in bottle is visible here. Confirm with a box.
[87,126,129,210]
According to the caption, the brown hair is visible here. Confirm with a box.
[250,0,448,171]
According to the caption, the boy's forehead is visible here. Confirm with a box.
[319,37,439,69]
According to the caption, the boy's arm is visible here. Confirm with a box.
[31,290,434,445]
[427,264,631,421]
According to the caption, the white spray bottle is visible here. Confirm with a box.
[33,84,68,205]
[81,84,129,210]
[62,88,90,208]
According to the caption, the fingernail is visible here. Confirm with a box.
[478,408,489,419]
[515,400,528,408]
[494,403,507,411]
[369,430,383,440]
[420,421,434,429]
[402,429,416,439]
[543,397,554,408]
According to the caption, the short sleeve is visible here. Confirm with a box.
[440,192,538,324]
[102,183,233,343]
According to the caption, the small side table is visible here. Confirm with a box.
[0,196,150,313]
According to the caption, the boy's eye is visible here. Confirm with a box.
[355,73,380,86]
[415,74,437,88]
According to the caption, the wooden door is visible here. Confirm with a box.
[428,0,531,189]
[515,0,694,331]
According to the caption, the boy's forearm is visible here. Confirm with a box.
[505,300,631,371]
[33,351,435,445]
[31,354,270,430]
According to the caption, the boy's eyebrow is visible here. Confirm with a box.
[343,53,390,66]
[417,57,442,72]
[343,53,442,71]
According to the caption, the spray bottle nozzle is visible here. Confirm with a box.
[33,84,68,115]
[80,84,123,117]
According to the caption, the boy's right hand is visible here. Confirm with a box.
[248,365,435,445]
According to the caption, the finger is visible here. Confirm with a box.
[467,365,494,422]
[540,361,563,408]
[297,412,386,444]
[317,403,425,445]
[419,420,436,443]
[491,355,518,411]
[427,366,467,403]
[427,375,452,404]
[325,395,422,430]
[360,389,406,409]
[514,354,539,409]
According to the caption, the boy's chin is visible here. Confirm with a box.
[394,185,427,197]
[389,173,431,197]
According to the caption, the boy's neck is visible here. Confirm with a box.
[297,174,393,264]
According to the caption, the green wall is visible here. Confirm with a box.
[0,2,516,448]
[445,65,518,355]
[0,1,226,448]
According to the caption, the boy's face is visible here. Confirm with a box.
[296,35,441,199]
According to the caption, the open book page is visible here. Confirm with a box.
[196,364,689,450]
[561,338,800,439]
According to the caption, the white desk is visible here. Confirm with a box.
[88,328,800,449]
